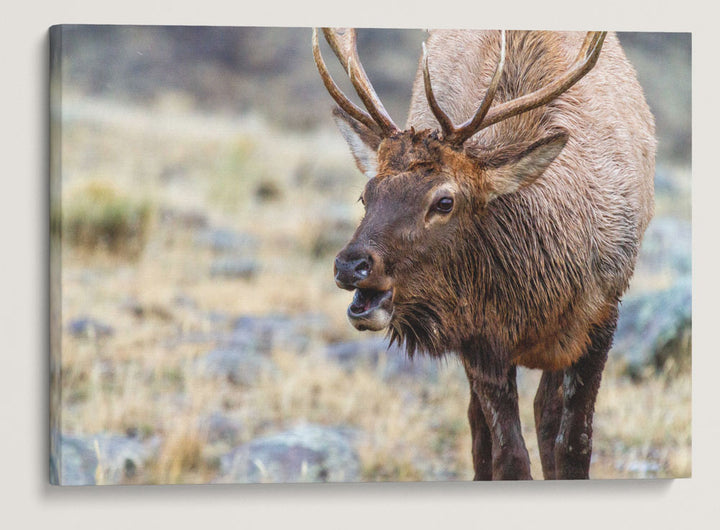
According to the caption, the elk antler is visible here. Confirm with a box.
[423,30,507,144]
[423,30,607,145]
[312,28,400,136]
[312,28,381,135]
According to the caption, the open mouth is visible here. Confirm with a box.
[347,288,394,331]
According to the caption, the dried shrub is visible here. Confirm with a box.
[63,180,152,258]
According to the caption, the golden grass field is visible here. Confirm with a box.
[54,90,691,484]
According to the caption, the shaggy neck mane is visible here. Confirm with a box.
[388,189,592,365]
[388,226,486,358]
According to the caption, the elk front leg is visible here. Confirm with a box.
[464,365,493,480]
[469,365,532,480]
[533,370,563,479]
[555,305,618,479]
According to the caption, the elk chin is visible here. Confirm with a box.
[347,288,394,331]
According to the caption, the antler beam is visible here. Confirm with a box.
[479,31,607,131]
[312,28,399,136]
[423,30,607,145]
[312,28,381,134]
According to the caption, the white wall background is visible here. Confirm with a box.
[2,1,716,529]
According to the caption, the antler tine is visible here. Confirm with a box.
[422,41,457,139]
[312,28,382,134]
[322,28,400,135]
[477,31,608,133]
[578,31,600,60]
[450,30,507,145]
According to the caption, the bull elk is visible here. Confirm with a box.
[313,28,655,480]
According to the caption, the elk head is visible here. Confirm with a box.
[313,28,606,352]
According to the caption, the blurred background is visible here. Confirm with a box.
[50,26,691,485]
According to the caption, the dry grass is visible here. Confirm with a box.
[56,96,691,484]
[62,180,152,258]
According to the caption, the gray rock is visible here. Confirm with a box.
[217,424,361,484]
[623,459,662,478]
[195,228,257,253]
[613,277,692,377]
[173,294,198,309]
[57,433,159,486]
[158,207,208,229]
[636,216,691,277]
[175,313,329,355]
[56,435,98,486]
[228,313,328,354]
[612,443,664,478]
[196,348,277,385]
[654,167,687,196]
[325,336,439,381]
[67,317,114,338]
[209,257,259,279]
[200,413,244,445]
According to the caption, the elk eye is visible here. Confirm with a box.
[358,195,366,206]
[434,197,454,213]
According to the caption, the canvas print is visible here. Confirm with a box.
[49,25,691,485]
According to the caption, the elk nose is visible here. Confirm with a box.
[334,254,373,290]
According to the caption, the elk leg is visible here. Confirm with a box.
[533,370,563,479]
[554,305,618,479]
[464,366,493,480]
[470,365,532,480]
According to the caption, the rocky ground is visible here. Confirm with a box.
[50,27,691,485]
[52,178,691,484]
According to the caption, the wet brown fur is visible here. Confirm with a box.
[340,31,654,373]
[326,30,655,479]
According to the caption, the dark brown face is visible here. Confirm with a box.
[330,113,568,343]
[334,133,468,332]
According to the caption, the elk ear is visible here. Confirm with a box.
[332,106,382,178]
[483,131,569,200]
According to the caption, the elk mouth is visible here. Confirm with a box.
[347,288,394,331]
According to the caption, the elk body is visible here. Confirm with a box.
[313,29,655,480]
